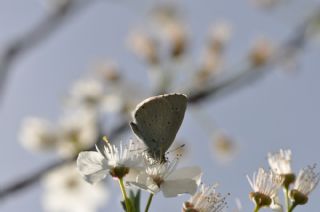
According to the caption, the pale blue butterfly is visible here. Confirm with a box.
[130,93,188,162]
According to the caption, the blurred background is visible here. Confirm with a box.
[0,0,319,211]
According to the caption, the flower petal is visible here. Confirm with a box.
[161,179,198,197]
[77,151,108,184]
[124,167,144,183]
[167,166,202,183]
[129,172,160,193]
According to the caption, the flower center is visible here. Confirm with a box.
[289,189,308,205]
[249,192,272,208]
[152,176,164,187]
[281,173,296,189]
[183,202,199,212]
[109,166,129,179]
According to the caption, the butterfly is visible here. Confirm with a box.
[130,93,188,162]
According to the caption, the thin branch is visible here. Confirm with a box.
[0,121,124,200]
[0,0,94,101]
[0,4,316,202]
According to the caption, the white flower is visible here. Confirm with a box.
[43,163,108,212]
[127,30,158,64]
[57,109,98,157]
[68,79,105,109]
[130,159,202,197]
[19,117,58,152]
[290,164,320,204]
[247,168,283,208]
[270,196,283,212]
[77,139,143,184]
[183,184,228,212]
[268,149,293,175]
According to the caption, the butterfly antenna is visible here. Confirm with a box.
[170,144,185,152]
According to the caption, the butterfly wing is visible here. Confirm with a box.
[130,93,188,160]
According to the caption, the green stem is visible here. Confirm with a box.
[288,202,297,212]
[118,178,131,212]
[284,187,290,212]
[144,193,154,212]
[254,205,260,212]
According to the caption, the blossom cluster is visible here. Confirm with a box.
[77,137,228,212]
[247,149,320,211]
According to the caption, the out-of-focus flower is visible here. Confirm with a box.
[149,5,188,58]
[290,164,320,205]
[247,168,283,209]
[130,159,202,197]
[19,117,58,152]
[68,79,105,109]
[211,131,237,164]
[183,184,228,212]
[195,22,231,85]
[43,163,108,212]
[208,22,232,54]
[268,149,295,188]
[249,38,273,67]
[166,22,188,58]
[195,51,222,85]
[128,30,159,65]
[101,94,124,113]
[57,110,98,157]
[77,138,143,183]
[150,4,180,29]
[94,61,121,83]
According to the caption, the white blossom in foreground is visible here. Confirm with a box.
[268,149,295,189]
[77,139,143,183]
[290,164,320,205]
[270,196,283,212]
[130,159,202,197]
[57,110,98,157]
[247,168,283,208]
[183,184,228,212]
[43,163,108,212]
[19,117,58,152]
[268,149,293,175]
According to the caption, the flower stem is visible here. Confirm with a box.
[254,205,260,212]
[288,202,297,212]
[144,193,154,212]
[284,187,290,212]
[118,178,131,212]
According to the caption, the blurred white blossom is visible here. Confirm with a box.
[43,163,108,212]
[57,109,98,157]
[68,79,105,109]
[19,117,58,152]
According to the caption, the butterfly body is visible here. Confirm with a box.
[130,93,188,162]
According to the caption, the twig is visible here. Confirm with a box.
[0,0,94,101]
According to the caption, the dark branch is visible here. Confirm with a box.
[0,0,93,101]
